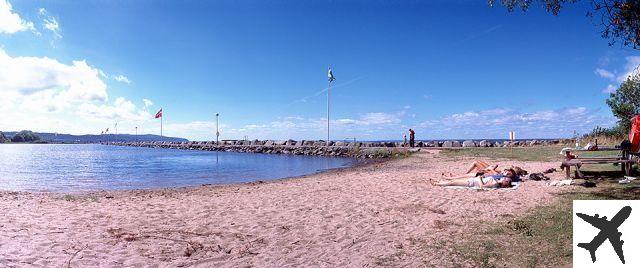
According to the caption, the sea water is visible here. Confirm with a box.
[0,144,357,192]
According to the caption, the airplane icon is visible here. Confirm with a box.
[576,206,632,264]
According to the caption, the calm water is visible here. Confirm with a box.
[0,144,358,192]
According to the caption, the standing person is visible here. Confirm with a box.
[403,134,407,147]
[409,129,415,147]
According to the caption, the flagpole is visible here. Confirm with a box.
[161,111,163,137]
[327,76,330,147]
[326,67,335,147]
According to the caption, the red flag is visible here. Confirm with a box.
[155,108,163,119]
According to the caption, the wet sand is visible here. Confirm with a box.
[0,150,566,267]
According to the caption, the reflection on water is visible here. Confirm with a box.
[0,144,357,192]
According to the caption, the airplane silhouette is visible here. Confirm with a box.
[576,206,632,264]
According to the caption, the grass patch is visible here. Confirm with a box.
[449,185,639,267]
[59,194,100,202]
[440,146,623,162]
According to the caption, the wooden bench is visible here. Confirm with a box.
[560,146,637,178]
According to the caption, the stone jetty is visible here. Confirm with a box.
[106,139,562,158]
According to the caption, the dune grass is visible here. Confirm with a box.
[450,183,640,267]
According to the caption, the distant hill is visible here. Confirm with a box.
[1,131,188,143]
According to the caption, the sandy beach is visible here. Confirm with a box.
[0,150,566,267]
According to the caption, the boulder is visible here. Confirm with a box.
[251,140,264,146]
[462,140,476,147]
[478,140,490,147]
[303,140,315,146]
[285,139,297,146]
[263,140,274,146]
[334,141,346,147]
[452,140,461,147]
[442,140,453,147]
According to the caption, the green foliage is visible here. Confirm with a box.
[606,77,640,131]
[489,0,640,49]
[440,146,565,162]
[588,125,626,138]
[0,131,8,143]
[10,130,41,143]
[488,0,578,15]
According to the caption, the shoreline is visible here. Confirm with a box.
[0,150,567,267]
[1,156,386,196]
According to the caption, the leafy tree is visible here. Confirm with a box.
[0,131,8,143]
[606,77,640,132]
[10,130,41,143]
[489,0,640,49]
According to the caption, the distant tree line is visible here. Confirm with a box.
[0,130,41,143]
[0,131,8,143]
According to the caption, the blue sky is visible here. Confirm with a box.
[0,0,638,141]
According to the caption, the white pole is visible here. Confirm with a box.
[216,113,219,145]
[161,113,163,137]
[327,78,330,146]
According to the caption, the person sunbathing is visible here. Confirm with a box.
[441,161,527,181]
[431,168,516,188]
[440,160,499,179]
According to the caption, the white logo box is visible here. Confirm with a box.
[573,200,640,267]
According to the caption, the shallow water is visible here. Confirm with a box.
[0,144,357,192]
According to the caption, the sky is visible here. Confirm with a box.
[0,0,638,141]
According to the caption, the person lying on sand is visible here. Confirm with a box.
[441,161,527,182]
[431,168,516,188]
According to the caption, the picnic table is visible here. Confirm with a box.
[560,147,635,179]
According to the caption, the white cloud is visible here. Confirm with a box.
[143,99,153,108]
[0,0,35,34]
[419,107,613,139]
[594,68,615,80]
[133,105,612,141]
[159,121,224,140]
[77,97,151,121]
[595,57,640,83]
[38,8,61,38]
[617,56,640,83]
[358,112,402,125]
[113,75,132,84]
[335,119,357,125]
[0,48,108,104]
[594,57,640,94]
[602,84,617,93]
[0,48,152,135]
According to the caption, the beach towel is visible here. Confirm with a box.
[548,179,572,186]
[444,181,522,191]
